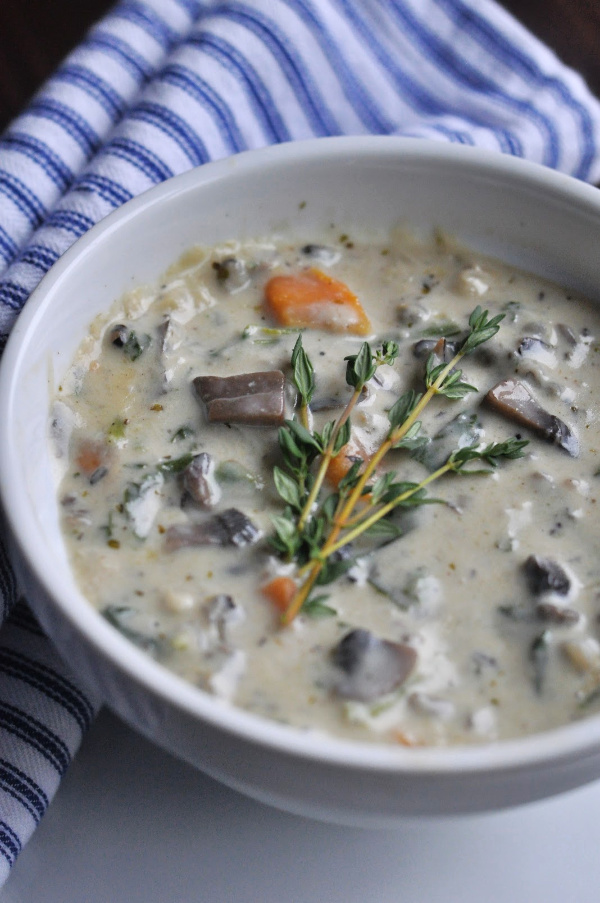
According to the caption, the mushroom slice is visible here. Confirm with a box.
[331,628,417,702]
[194,371,285,426]
[165,508,261,551]
[524,555,570,596]
[516,337,557,368]
[108,323,130,347]
[408,691,455,721]
[412,337,459,362]
[183,453,221,508]
[107,324,151,360]
[218,508,262,546]
[413,411,483,472]
[530,630,550,694]
[212,256,251,293]
[205,593,244,641]
[535,602,579,625]
[486,377,578,456]
[300,243,341,266]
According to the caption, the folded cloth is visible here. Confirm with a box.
[2,0,600,883]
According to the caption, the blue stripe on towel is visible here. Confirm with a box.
[0,134,74,193]
[0,760,47,824]
[103,137,175,183]
[0,650,96,733]
[25,99,101,158]
[129,101,210,165]
[192,33,291,143]
[161,63,247,152]
[437,0,596,178]
[214,2,339,136]
[0,821,20,870]
[0,173,46,228]
[54,65,127,122]
[282,0,394,134]
[0,703,71,776]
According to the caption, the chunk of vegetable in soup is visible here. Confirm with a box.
[54,228,600,747]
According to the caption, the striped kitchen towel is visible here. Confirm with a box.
[2,0,600,884]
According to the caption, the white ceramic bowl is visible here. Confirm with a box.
[3,136,600,825]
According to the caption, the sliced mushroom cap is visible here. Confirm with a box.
[300,244,341,266]
[108,323,130,347]
[530,630,550,694]
[212,257,251,293]
[516,337,557,368]
[331,628,417,702]
[412,337,459,362]
[535,602,579,625]
[183,452,221,508]
[194,371,285,426]
[486,377,578,456]
[107,324,151,360]
[413,411,483,472]
[205,593,244,641]
[165,508,261,551]
[524,555,571,596]
[408,691,455,721]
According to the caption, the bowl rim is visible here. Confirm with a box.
[3,134,600,776]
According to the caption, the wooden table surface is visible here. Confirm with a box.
[0,0,599,135]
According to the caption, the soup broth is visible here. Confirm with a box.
[53,227,600,746]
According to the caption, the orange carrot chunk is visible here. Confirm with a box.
[326,439,368,488]
[262,575,297,613]
[75,438,109,477]
[264,268,371,336]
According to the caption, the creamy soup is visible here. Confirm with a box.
[52,227,600,746]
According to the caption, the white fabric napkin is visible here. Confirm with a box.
[2,0,600,883]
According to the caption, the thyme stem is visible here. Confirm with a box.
[297,386,362,531]
[333,344,467,529]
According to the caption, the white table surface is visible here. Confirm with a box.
[3,706,600,903]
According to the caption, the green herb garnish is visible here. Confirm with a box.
[122,330,151,361]
[270,306,528,625]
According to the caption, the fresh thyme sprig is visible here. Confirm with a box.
[289,337,398,532]
[269,306,528,625]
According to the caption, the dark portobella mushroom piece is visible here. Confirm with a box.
[535,602,579,625]
[331,628,417,703]
[486,377,578,456]
[194,371,286,426]
[206,593,238,623]
[205,593,243,641]
[310,395,346,412]
[89,466,109,485]
[212,257,251,293]
[524,554,571,596]
[165,508,261,552]
[108,324,130,347]
[218,508,262,546]
[107,323,151,360]
[557,323,578,347]
[530,630,550,695]
[158,317,177,354]
[412,337,459,362]
[516,337,557,368]
[183,452,221,508]
[300,244,341,266]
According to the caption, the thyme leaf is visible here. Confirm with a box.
[291,334,315,407]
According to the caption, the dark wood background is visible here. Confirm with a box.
[0,0,598,133]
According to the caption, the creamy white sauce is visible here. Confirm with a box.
[54,228,600,746]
